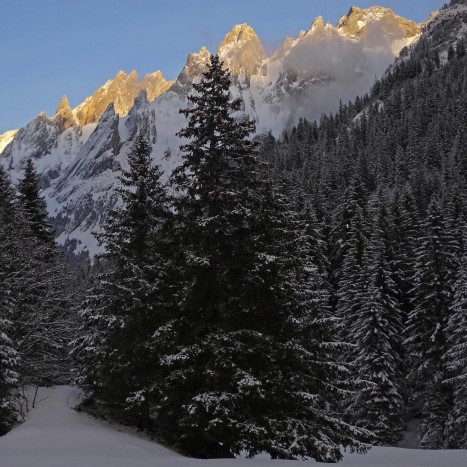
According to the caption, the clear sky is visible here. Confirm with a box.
[0,0,446,134]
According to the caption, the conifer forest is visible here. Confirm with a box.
[1,0,467,464]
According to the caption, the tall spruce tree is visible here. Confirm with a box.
[331,177,368,312]
[0,167,20,434]
[337,203,369,349]
[390,187,420,322]
[17,159,54,245]
[345,196,405,445]
[405,197,459,448]
[72,133,172,426]
[0,316,19,435]
[13,161,73,386]
[150,54,370,461]
[444,255,467,448]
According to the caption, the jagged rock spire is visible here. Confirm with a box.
[54,95,76,130]
[337,5,420,39]
[56,95,71,114]
[218,23,267,78]
[74,70,173,126]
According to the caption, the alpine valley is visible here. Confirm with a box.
[0,5,422,255]
[3,0,467,462]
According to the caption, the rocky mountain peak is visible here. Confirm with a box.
[301,15,338,39]
[173,47,212,92]
[186,47,212,70]
[54,95,76,130]
[125,90,157,143]
[141,70,175,101]
[73,69,173,126]
[218,23,266,78]
[337,5,420,41]
[56,95,71,114]
[1,4,438,254]
[271,36,295,60]
[311,16,325,31]
[219,23,259,47]
[198,46,211,58]
[349,5,363,16]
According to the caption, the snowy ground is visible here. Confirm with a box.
[0,386,465,467]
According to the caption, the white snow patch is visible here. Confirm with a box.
[0,386,466,467]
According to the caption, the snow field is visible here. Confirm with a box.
[0,386,466,467]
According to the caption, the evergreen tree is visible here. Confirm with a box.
[0,316,19,436]
[17,159,54,245]
[12,161,73,386]
[252,6,467,447]
[390,188,420,322]
[151,54,370,461]
[337,200,369,348]
[345,197,405,445]
[405,197,459,448]
[0,167,20,434]
[294,189,330,311]
[444,255,467,448]
[73,133,172,426]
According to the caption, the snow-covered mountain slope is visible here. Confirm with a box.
[424,1,467,60]
[0,129,18,153]
[0,5,424,254]
[0,386,465,467]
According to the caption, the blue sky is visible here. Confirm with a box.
[0,0,446,133]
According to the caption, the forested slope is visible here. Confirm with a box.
[259,0,467,449]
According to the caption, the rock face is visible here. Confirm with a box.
[171,47,212,95]
[124,91,157,144]
[339,6,417,36]
[337,6,421,50]
[74,70,174,126]
[218,24,267,80]
[54,96,77,131]
[0,5,425,255]
[2,113,62,164]
[142,71,174,102]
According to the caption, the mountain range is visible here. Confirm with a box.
[0,5,423,255]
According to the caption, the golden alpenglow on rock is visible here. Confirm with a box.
[310,16,325,30]
[141,71,174,102]
[72,70,174,126]
[218,23,267,78]
[337,6,420,42]
[53,95,76,130]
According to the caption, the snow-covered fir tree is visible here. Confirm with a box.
[72,133,172,427]
[345,196,405,445]
[337,191,369,349]
[148,54,371,461]
[259,12,467,446]
[17,159,54,245]
[0,167,21,435]
[14,160,74,385]
[0,316,19,436]
[0,163,73,432]
[390,187,420,322]
[444,255,467,448]
[404,197,459,449]
[331,177,368,310]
